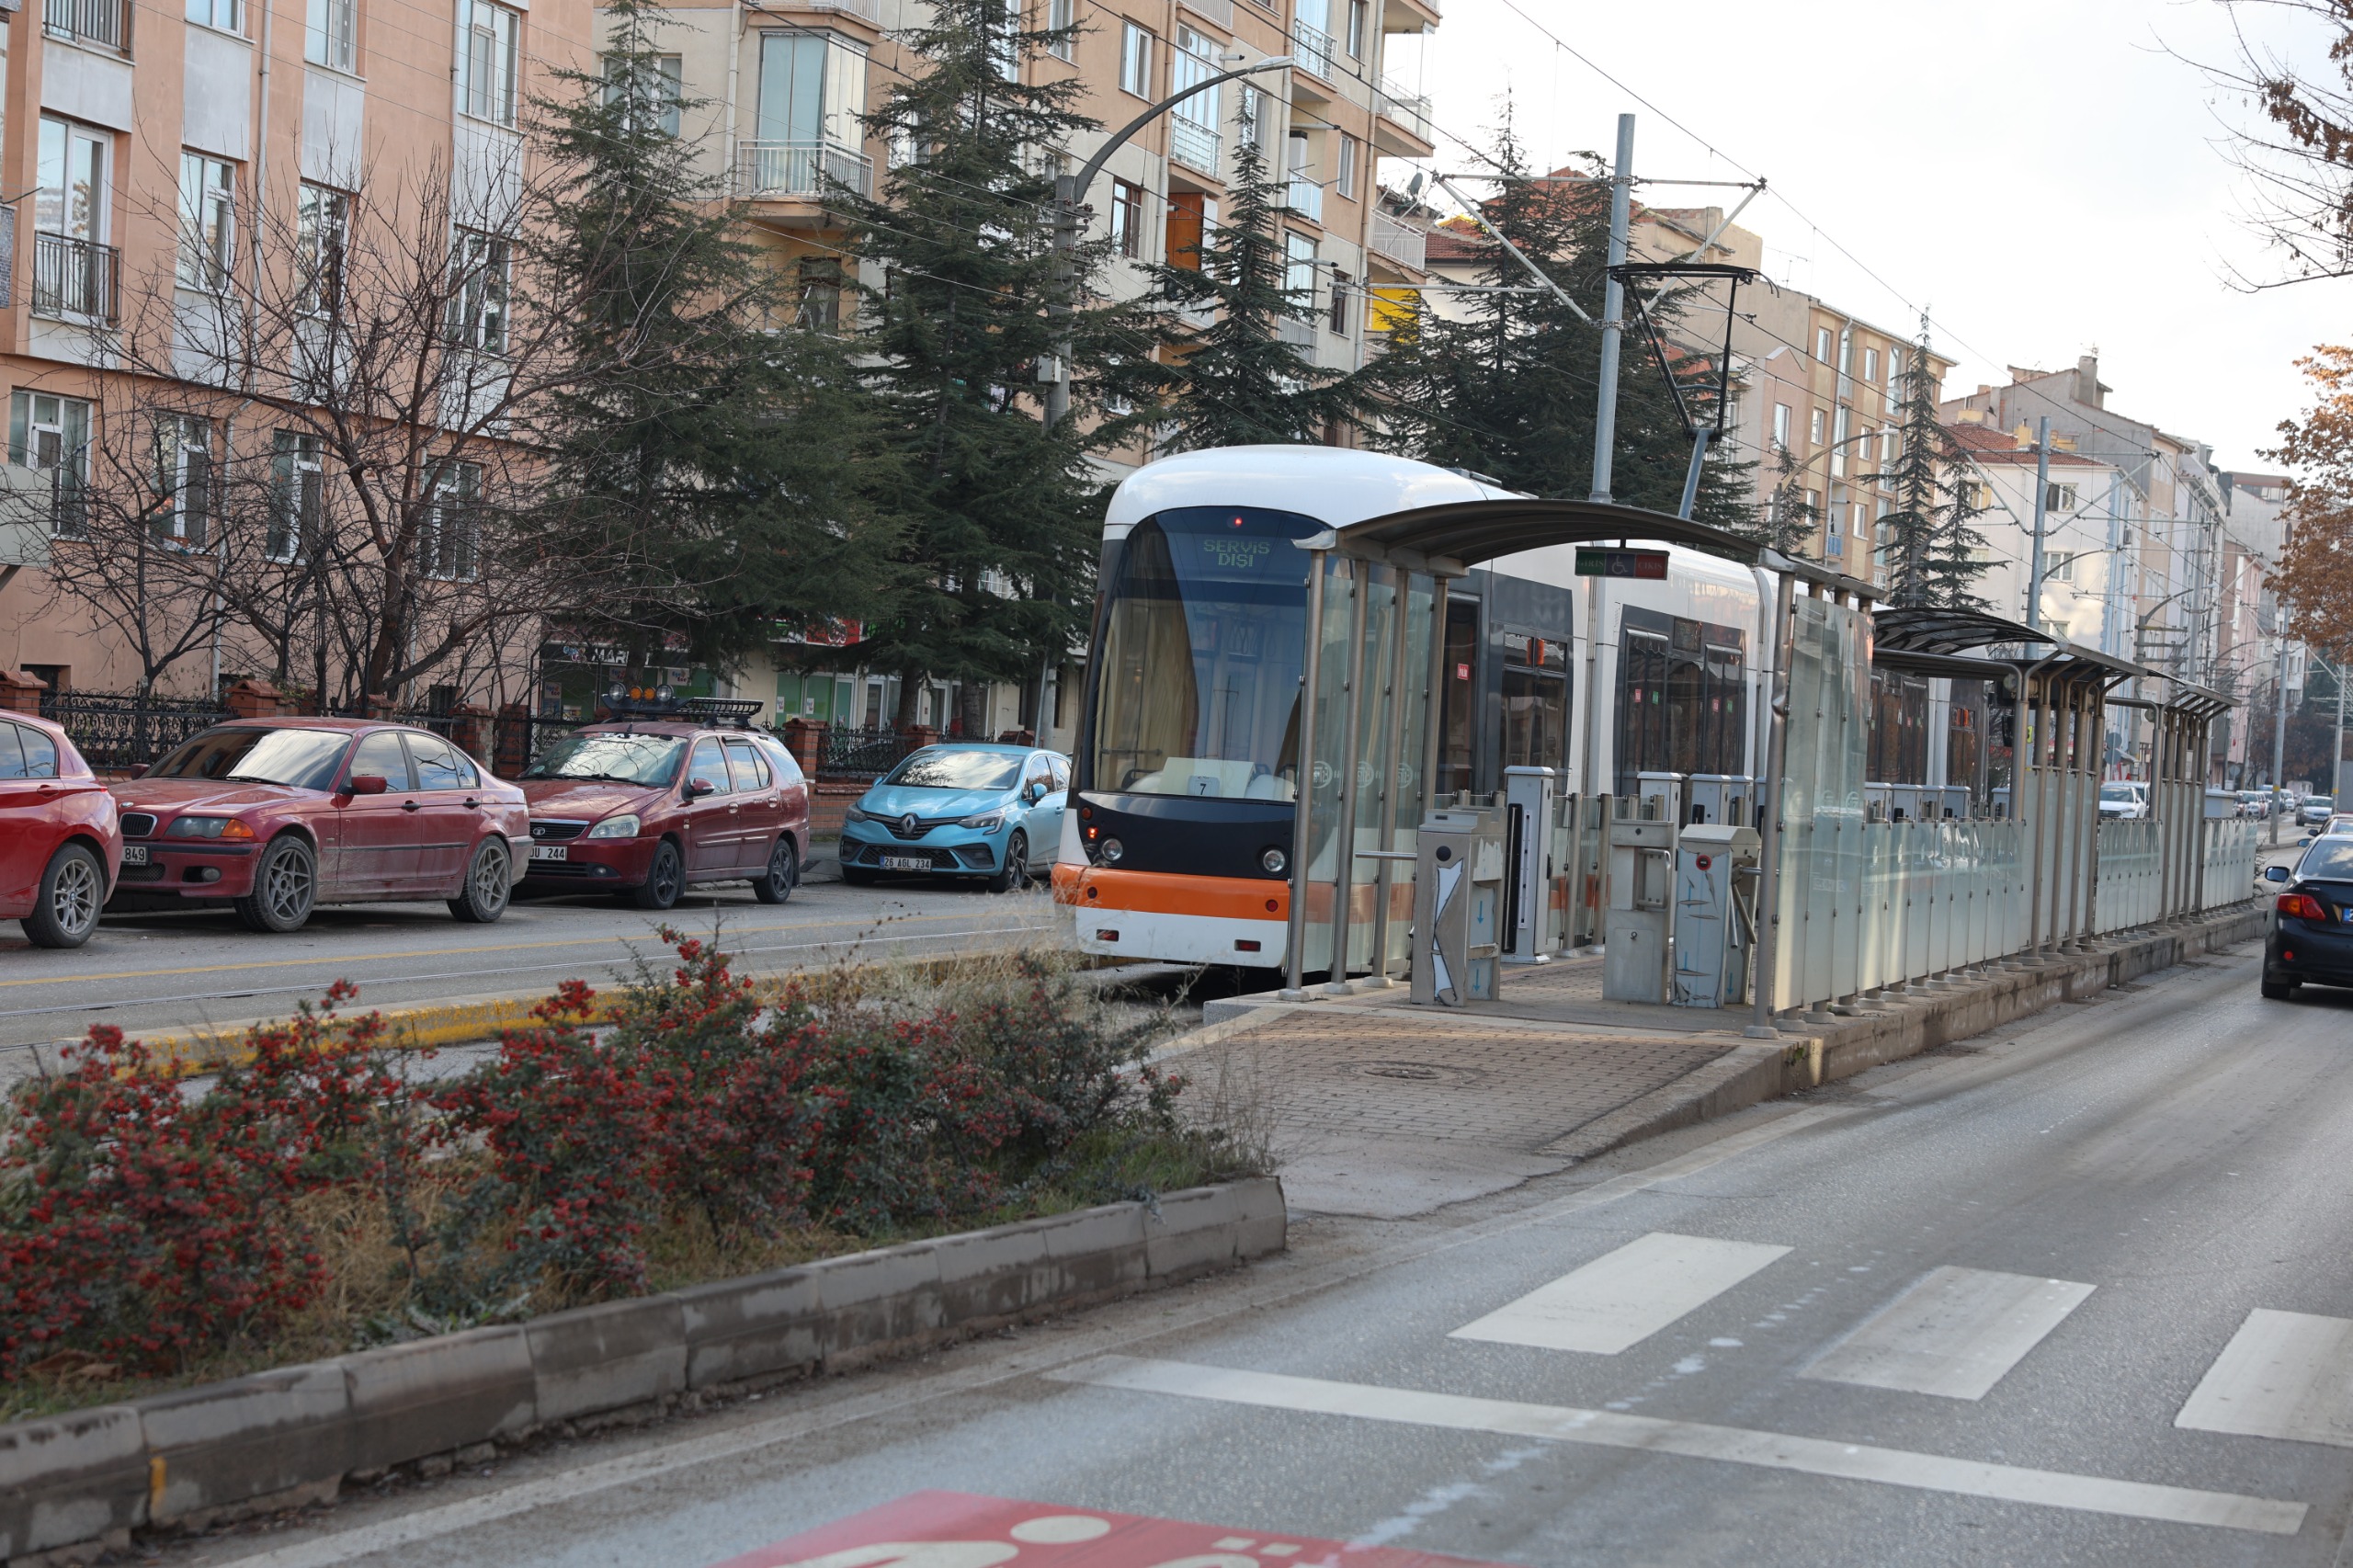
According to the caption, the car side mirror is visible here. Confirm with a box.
[1028,782,1047,804]
[126,763,148,779]
[685,778,715,800]
[2264,865,2291,883]
[346,774,389,796]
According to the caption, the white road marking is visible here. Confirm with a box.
[1802,1267,2094,1401]
[1449,1232,1791,1355]
[2177,1309,2353,1448]
[1057,1356,2307,1537]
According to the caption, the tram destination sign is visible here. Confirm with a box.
[1574,547,1670,579]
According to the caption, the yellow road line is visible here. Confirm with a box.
[0,908,1050,990]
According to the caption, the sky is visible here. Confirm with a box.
[1387,0,2348,473]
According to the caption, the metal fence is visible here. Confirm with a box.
[816,723,915,778]
[40,691,229,769]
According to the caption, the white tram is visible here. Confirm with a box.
[1051,447,1975,973]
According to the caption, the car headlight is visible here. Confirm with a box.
[166,815,256,840]
[585,813,642,839]
[843,806,871,824]
[961,811,1006,832]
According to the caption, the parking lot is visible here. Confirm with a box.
[0,865,1061,1058]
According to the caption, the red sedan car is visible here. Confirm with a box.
[516,708,809,908]
[108,718,530,933]
[1,710,121,949]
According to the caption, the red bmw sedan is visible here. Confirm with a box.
[1,710,121,948]
[108,718,530,933]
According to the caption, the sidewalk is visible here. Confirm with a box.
[1168,903,2270,1220]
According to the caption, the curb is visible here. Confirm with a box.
[0,1177,1285,1563]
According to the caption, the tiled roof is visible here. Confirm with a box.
[1942,422,2103,467]
[1425,219,1485,263]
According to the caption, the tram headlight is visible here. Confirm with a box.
[1260,846,1287,876]
[1098,837,1124,864]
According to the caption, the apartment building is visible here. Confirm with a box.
[1938,420,2134,645]
[642,0,1446,745]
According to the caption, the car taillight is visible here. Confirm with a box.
[2279,892,2328,921]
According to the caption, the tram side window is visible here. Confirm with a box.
[1616,628,1671,794]
[1089,507,1318,800]
[1500,630,1568,772]
[1947,678,1985,798]
[1616,618,1745,794]
[1436,596,1479,800]
[1868,671,1930,784]
[1701,637,1745,778]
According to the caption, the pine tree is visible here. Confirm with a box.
[1365,115,1753,530]
[526,0,892,671]
[834,0,1120,730]
[1922,454,1993,610]
[1762,441,1821,556]
[1877,326,1948,605]
[1112,133,1365,449]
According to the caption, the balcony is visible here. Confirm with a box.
[1176,0,1233,25]
[1289,20,1334,79]
[781,0,879,18]
[32,233,119,324]
[735,139,874,202]
[1373,77,1434,152]
[1276,314,1315,347]
[43,0,130,51]
[1171,118,1220,177]
[1283,176,1324,223]
[1368,211,1427,270]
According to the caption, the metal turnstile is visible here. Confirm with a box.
[1412,804,1505,1006]
[1670,823,1763,1008]
[1603,804,1677,1004]
[1686,773,1754,827]
[1503,766,1557,965]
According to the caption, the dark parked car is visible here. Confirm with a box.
[108,719,529,933]
[516,705,809,909]
[2260,836,2353,998]
[0,710,120,948]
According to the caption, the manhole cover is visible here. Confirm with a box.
[1354,1060,1485,1087]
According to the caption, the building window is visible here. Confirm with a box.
[1237,85,1271,155]
[604,53,683,136]
[459,0,520,126]
[795,256,841,331]
[269,431,323,562]
[424,460,482,581]
[1808,406,1825,445]
[1831,406,1849,477]
[1881,427,1898,462]
[1284,230,1317,312]
[1170,28,1220,175]
[10,392,92,538]
[447,230,511,354]
[296,182,348,313]
[1108,178,1144,258]
[1814,325,1832,361]
[306,0,355,70]
[1772,402,1791,449]
[1047,0,1074,59]
[2048,551,2078,583]
[1803,488,1821,528]
[37,118,109,249]
[1861,347,1879,384]
[757,31,870,154]
[177,153,236,291]
[2044,482,2078,511]
[187,0,244,32]
[1346,0,1367,56]
[1335,132,1358,199]
[1120,22,1153,97]
[1328,266,1350,334]
[153,416,214,550]
[986,0,1019,82]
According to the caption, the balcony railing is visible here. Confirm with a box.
[1171,118,1220,177]
[1289,20,1333,79]
[1276,314,1315,347]
[1375,77,1432,142]
[43,0,129,51]
[784,0,879,18]
[1177,0,1233,26]
[31,233,120,324]
[1369,211,1427,269]
[1283,176,1324,223]
[734,139,874,201]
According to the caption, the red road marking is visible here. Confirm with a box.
[710,1491,1515,1568]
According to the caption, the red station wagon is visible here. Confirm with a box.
[108,718,530,932]
[0,710,121,949]
[516,701,809,908]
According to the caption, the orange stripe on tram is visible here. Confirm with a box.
[1055,864,1289,922]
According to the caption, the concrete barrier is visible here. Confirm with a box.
[0,1178,1285,1562]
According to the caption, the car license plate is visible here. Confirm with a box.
[879,855,931,871]
[530,846,568,862]
[121,844,148,866]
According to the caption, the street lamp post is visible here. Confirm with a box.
[1041,54,1295,430]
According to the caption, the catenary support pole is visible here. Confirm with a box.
[2270,636,2290,847]
[2025,416,2051,632]
[1677,426,1712,520]
[1589,113,1635,505]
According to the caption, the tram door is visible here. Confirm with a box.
[1435,574,1575,803]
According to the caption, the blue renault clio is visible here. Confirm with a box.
[838,744,1069,892]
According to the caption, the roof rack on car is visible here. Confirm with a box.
[597,694,767,729]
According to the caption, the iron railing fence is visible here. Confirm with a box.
[40,691,229,770]
[734,139,875,201]
[31,233,120,323]
[815,722,915,778]
[42,0,129,50]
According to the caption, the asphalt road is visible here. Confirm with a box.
[0,869,1062,1053]
[173,935,2353,1568]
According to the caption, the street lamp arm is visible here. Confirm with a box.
[1067,56,1295,206]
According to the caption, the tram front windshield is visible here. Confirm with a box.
[1091,506,1320,801]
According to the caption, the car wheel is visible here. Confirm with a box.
[234,835,317,934]
[631,839,685,911]
[449,837,513,924]
[841,863,881,887]
[753,836,798,904]
[987,830,1029,893]
[22,842,104,949]
[2261,978,2297,1000]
